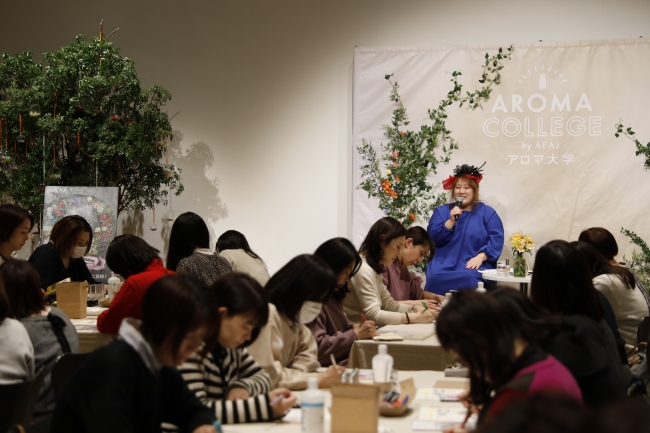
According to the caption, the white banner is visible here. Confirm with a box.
[352,39,650,262]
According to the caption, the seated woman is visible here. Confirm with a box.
[424,163,504,294]
[2,260,79,418]
[437,290,582,432]
[382,226,443,305]
[0,264,34,384]
[308,238,378,367]
[172,272,295,427]
[579,227,650,311]
[215,230,270,286]
[28,215,99,290]
[0,203,34,265]
[246,254,345,390]
[344,217,436,326]
[167,212,232,285]
[52,275,219,433]
[572,241,648,348]
[97,235,174,335]
[489,287,626,408]
[530,240,627,364]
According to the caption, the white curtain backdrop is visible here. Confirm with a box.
[352,39,650,265]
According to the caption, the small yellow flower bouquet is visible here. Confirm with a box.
[509,231,534,277]
[509,231,535,255]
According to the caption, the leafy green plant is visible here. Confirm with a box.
[358,46,513,229]
[615,123,650,289]
[0,25,182,221]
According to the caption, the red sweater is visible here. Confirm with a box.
[97,259,175,334]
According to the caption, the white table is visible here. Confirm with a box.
[349,324,453,371]
[481,269,532,295]
[70,307,113,353]
[221,370,469,433]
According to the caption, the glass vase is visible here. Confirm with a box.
[513,252,527,277]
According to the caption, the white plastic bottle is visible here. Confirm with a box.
[441,292,452,308]
[107,272,121,298]
[372,344,394,383]
[302,377,324,433]
[476,282,486,293]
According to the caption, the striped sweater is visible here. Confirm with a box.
[163,346,273,429]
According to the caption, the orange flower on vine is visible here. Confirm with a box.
[408,213,416,221]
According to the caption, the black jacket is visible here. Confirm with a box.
[545,315,626,408]
[51,340,215,433]
[28,243,98,289]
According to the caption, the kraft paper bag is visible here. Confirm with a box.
[57,282,89,319]
[331,383,380,433]
[379,378,416,417]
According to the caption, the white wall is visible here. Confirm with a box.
[3,0,650,272]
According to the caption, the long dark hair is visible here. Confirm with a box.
[578,227,618,261]
[530,240,604,321]
[488,286,564,343]
[0,204,34,260]
[314,238,362,301]
[49,215,93,257]
[359,217,406,273]
[571,241,635,290]
[266,254,336,324]
[141,274,218,360]
[106,235,162,279]
[0,260,45,318]
[216,230,263,261]
[166,212,211,271]
[437,290,535,406]
[211,272,269,346]
[405,226,435,262]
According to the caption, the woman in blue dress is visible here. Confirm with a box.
[425,163,504,295]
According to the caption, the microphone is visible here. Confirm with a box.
[454,197,463,221]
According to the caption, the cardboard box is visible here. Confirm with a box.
[379,378,416,417]
[331,383,380,433]
[56,282,89,319]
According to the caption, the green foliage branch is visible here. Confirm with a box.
[0,31,182,220]
[614,122,650,288]
[357,46,513,230]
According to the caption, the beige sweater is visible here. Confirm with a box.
[593,273,649,347]
[219,249,270,286]
[246,303,320,390]
[343,258,410,326]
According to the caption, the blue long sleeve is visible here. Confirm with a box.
[424,202,504,294]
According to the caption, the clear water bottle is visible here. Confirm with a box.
[107,272,121,298]
[301,377,324,433]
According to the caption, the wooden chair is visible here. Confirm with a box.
[51,352,91,399]
[0,368,46,433]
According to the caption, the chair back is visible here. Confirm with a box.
[0,367,46,432]
[51,352,91,399]
[638,316,650,353]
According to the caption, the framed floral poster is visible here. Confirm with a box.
[41,186,119,283]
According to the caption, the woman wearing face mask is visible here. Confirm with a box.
[52,275,219,433]
[0,203,34,265]
[28,215,99,290]
[344,217,437,326]
[382,226,443,306]
[169,273,295,428]
[308,238,379,367]
[246,254,345,390]
[424,163,504,295]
